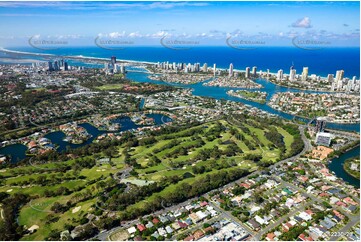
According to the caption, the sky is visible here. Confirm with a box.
[0,1,359,47]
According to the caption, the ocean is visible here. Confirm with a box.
[5,46,360,78]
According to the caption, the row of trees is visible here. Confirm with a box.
[0,192,29,241]
[115,168,250,222]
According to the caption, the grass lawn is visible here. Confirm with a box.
[96,84,124,90]
[275,126,295,156]
[1,117,301,241]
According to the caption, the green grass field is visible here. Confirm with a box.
[96,84,124,90]
[1,117,300,240]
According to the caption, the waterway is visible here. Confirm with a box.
[0,114,171,162]
[125,71,360,186]
[328,146,360,188]
[0,67,359,186]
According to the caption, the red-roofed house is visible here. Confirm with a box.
[184,235,194,241]
[200,201,208,207]
[266,232,276,241]
[299,233,314,241]
[240,183,251,189]
[336,201,347,207]
[152,218,160,224]
[137,224,146,232]
[319,192,329,198]
[343,197,357,206]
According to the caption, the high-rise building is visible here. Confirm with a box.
[202,63,208,72]
[277,69,283,81]
[229,63,233,77]
[301,67,308,81]
[48,61,54,71]
[335,70,344,81]
[213,64,217,77]
[245,67,250,79]
[315,118,327,133]
[252,66,257,76]
[64,61,69,71]
[120,65,125,74]
[327,74,334,83]
[54,61,60,71]
[289,69,296,81]
[195,63,200,72]
[111,56,116,65]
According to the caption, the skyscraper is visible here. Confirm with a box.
[64,61,69,71]
[301,67,308,81]
[277,69,283,81]
[202,63,208,72]
[327,74,334,83]
[335,70,344,81]
[252,66,257,76]
[213,64,217,77]
[289,69,296,81]
[54,61,59,71]
[111,56,116,65]
[229,63,233,77]
[245,67,250,79]
[315,118,327,133]
[48,61,54,71]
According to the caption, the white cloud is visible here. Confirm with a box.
[291,17,312,28]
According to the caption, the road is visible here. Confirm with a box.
[206,196,254,236]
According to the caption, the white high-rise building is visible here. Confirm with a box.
[213,64,217,77]
[301,67,308,81]
[252,66,257,76]
[327,74,334,83]
[335,70,344,81]
[202,63,208,72]
[277,69,283,81]
[229,63,234,77]
[245,67,250,79]
[289,69,296,81]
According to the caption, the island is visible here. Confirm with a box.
[343,156,360,179]
[227,90,267,104]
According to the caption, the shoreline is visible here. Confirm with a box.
[0,47,158,65]
[266,79,358,94]
[267,106,360,125]
[343,158,360,180]
[227,90,266,104]
[1,47,358,81]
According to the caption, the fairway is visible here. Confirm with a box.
[0,116,301,240]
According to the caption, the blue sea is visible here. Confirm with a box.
[5,46,360,78]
